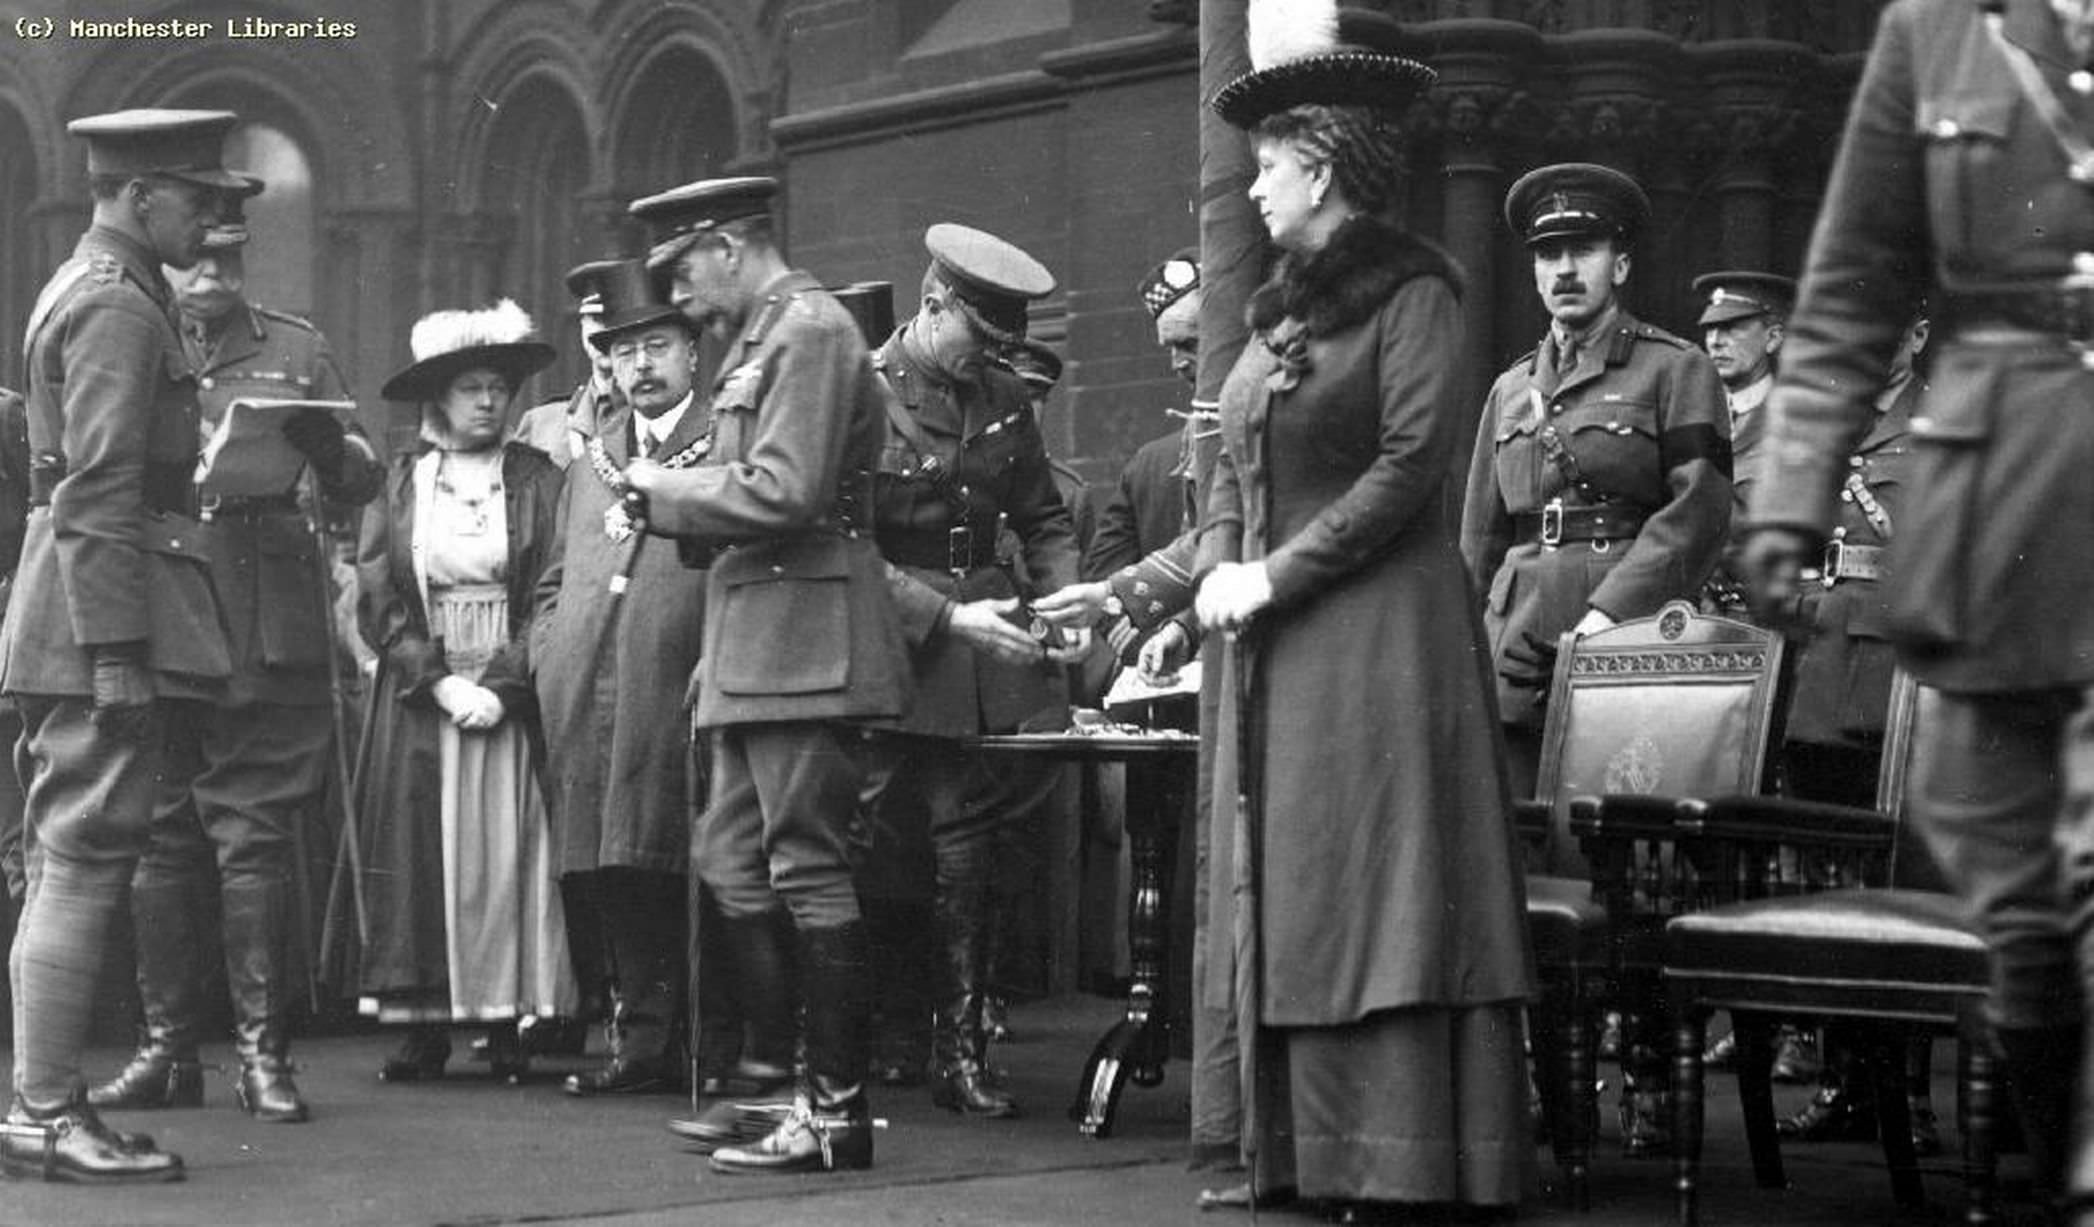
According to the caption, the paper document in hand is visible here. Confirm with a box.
[196,399,356,500]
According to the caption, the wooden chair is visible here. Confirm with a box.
[1523,600,1791,1208]
[1662,673,1997,1227]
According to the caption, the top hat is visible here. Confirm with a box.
[1209,1,1437,130]
[585,260,691,351]
[381,299,556,403]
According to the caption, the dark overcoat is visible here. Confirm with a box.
[189,301,382,707]
[871,334,1080,738]
[1461,305,1732,727]
[0,225,229,700]
[1196,217,1534,1026]
[1750,0,2094,693]
[349,441,564,992]
[641,270,909,729]
[532,402,710,876]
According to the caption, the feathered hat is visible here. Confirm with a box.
[1209,0,1436,130]
[380,299,556,403]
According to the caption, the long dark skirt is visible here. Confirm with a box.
[1251,1001,1530,1207]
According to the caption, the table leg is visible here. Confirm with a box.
[1070,753,1191,1137]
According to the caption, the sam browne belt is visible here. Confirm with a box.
[1512,499,1649,548]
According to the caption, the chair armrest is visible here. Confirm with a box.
[1567,793,1686,841]
[1678,795,1896,855]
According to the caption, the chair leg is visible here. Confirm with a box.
[1673,1006,1708,1227]
[1961,1034,2001,1227]
[1863,1026,1923,1210]
[1532,974,1593,1212]
[1734,1011,1788,1190]
[1565,981,1594,1212]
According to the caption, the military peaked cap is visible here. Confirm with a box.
[69,108,248,191]
[1691,270,1798,327]
[200,174,265,251]
[1002,339,1064,390]
[629,176,777,272]
[1503,162,1650,247]
[925,223,1054,347]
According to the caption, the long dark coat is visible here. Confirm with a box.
[1196,217,1534,1026]
[348,441,563,993]
[531,403,709,876]
[1751,0,2094,692]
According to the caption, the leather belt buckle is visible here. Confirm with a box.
[1539,499,1564,549]
[1820,532,1846,588]
[199,493,222,525]
[947,524,973,577]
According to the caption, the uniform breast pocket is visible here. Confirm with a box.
[1491,406,1542,501]
[254,517,332,671]
[150,347,200,461]
[712,541,851,696]
[1559,399,1660,503]
[1916,92,2018,266]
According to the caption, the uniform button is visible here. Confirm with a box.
[169,538,182,549]
[1839,491,1853,502]
[1931,119,1960,138]
[199,377,214,389]
[1850,456,1864,468]
[770,564,784,575]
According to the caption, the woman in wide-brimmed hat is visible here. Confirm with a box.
[347,300,574,1083]
[1194,1,1533,1219]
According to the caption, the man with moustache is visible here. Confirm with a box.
[620,176,909,1173]
[861,225,1087,1119]
[87,176,380,1126]
[1459,162,1731,1159]
[532,261,710,1098]
[0,108,244,1184]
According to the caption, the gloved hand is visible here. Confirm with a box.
[1498,631,1560,693]
[281,406,348,475]
[90,641,155,742]
[433,675,505,731]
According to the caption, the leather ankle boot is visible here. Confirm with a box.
[707,1092,873,1174]
[0,1099,184,1184]
[929,879,1017,1117]
[378,1027,451,1082]
[88,876,204,1111]
[223,877,309,1122]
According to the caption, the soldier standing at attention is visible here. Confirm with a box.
[621,176,910,1174]
[1738,0,2094,1211]
[1694,270,1793,508]
[863,226,1089,1119]
[87,174,380,1127]
[0,108,244,1184]
[1459,161,1731,1159]
[1460,163,1732,801]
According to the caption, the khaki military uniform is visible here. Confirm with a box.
[1461,306,1733,734]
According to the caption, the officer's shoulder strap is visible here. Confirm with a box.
[1628,320,1695,351]
[21,258,96,354]
[251,304,320,334]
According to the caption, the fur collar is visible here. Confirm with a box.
[1247,214,1463,338]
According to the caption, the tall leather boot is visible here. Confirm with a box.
[2006,1024,2082,1211]
[711,921,874,1174]
[670,910,797,1150]
[565,878,684,1096]
[88,874,205,1111]
[222,875,309,1123]
[930,869,1016,1117]
[867,896,931,1085]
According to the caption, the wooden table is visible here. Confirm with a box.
[966,731,1197,1138]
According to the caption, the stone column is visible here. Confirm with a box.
[1692,40,1809,272]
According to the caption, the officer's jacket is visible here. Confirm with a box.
[1753,0,2094,691]
[0,225,230,698]
[642,270,910,729]
[1785,380,1917,746]
[189,302,381,707]
[868,332,1080,737]
[1460,306,1732,726]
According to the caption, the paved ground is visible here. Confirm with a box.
[0,996,2036,1227]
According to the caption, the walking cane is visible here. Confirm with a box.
[306,453,373,976]
[1229,627,1265,1219]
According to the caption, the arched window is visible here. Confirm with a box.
[221,122,318,319]
[615,46,734,196]
[481,75,592,395]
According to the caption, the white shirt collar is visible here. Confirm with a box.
[636,392,695,452]
[1727,372,1773,417]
